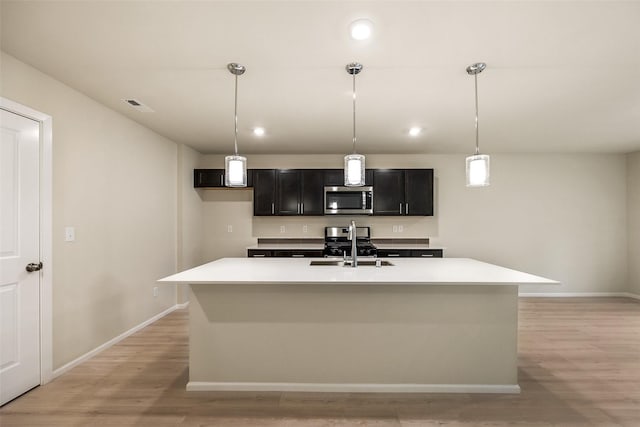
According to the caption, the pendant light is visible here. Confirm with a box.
[344,62,365,187]
[225,62,247,187]
[465,62,490,187]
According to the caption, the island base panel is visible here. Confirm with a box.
[189,283,518,392]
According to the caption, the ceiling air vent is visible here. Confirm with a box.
[123,98,154,113]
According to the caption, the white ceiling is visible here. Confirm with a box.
[2,1,639,155]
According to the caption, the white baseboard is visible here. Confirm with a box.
[175,301,190,309]
[52,303,186,378]
[519,292,639,299]
[186,381,520,394]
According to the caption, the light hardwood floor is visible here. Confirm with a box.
[1,298,639,426]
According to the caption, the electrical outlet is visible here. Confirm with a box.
[398,225,404,233]
[392,225,398,233]
[280,225,286,233]
[227,225,233,233]
[303,225,308,233]
[153,287,159,298]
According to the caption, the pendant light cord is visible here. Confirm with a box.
[352,70,357,154]
[234,73,239,156]
[474,73,480,156]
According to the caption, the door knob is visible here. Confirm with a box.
[26,262,43,272]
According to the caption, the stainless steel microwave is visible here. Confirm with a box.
[324,186,373,215]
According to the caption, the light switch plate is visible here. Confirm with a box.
[65,226,75,242]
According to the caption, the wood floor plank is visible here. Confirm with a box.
[1,298,639,426]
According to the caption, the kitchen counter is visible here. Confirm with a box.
[159,258,557,394]
[159,257,555,286]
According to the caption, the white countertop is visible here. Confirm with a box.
[159,257,558,286]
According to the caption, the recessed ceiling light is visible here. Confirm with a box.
[349,19,373,41]
[408,127,421,137]
[253,127,265,136]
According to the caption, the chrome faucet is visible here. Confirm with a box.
[346,220,358,267]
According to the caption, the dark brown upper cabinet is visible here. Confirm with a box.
[373,169,433,216]
[253,169,325,216]
[194,169,253,188]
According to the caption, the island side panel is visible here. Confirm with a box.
[188,283,518,391]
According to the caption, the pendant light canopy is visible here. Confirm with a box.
[225,62,247,187]
[465,62,490,187]
[344,62,366,187]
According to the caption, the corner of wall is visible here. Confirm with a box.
[626,152,640,297]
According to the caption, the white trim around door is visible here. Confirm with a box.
[1,97,53,385]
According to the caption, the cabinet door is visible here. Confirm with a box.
[194,169,225,187]
[276,170,300,215]
[377,249,412,257]
[253,169,276,216]
[324,169,343,186]
[300,170,325,215]
[373,170,404,215]
[247,249,272,257]
[272,250,324,258]
[411,249,443,258]
[404,169,434,216]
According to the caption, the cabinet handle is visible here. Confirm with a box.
[301,203,304,214]
[406,203,409,214]
[220,175,224,186]
[271,203,275,215]
[399,203,403,214]
[421,254,434,257]
[388,254,400,257]
[252,254,266,257]
[292,254,304,258]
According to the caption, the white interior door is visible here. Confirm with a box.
[0,108,40,406]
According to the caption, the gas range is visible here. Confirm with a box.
[323,226,377,257]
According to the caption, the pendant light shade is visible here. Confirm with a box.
[225,62,248,187]
[465,62,490,187]
[466,154,490,187]
[344,62,366,187]
[225,155,247,187]
[344,153,365,186]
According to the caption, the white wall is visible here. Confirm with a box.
[1,52,179,369]
[177,144,204,303]
[628,152,640,295]
[200,153,628,294]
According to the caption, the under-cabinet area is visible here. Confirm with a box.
[194,168,433,217]
[247,231,444,258]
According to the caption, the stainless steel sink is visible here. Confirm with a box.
[309,260,394,267]
[358,260,394,266]
[309,260,343,266]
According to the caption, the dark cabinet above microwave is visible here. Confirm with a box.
[324,169,373,186]
[195,167,433,217]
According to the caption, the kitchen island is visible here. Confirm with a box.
[159,257,557,394]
